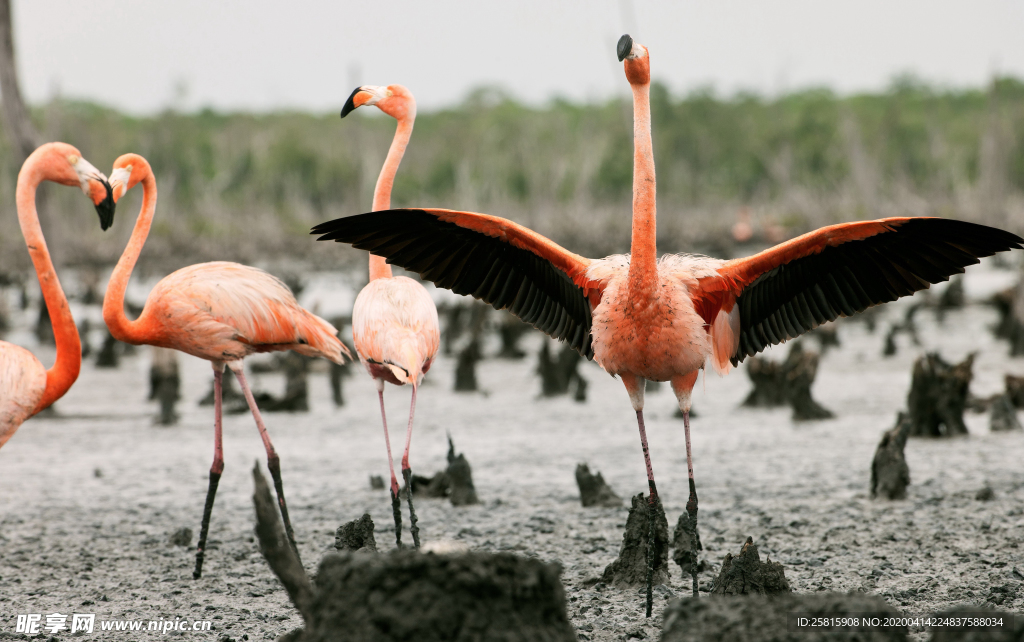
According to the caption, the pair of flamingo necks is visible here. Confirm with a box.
[378,384,421,549]
[193,365,300,579]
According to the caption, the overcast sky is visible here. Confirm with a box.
[13,0,1024,114]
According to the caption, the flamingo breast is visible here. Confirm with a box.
[352,276,440,384]
[0,342,47,448]
[588,255,718,381]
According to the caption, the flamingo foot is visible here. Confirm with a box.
[193,470,222,580]
[402,467,421,548]
[267,454,301,564]
[390,489,404,548]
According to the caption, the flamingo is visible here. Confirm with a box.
[340,84,439,548]
[314,35,1023,614]
[1,142,114,451]
[101,153,351,579]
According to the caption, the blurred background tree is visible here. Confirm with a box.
[1,77,1023,274]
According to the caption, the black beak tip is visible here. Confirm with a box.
[94,180,116,231]
[340,86,363,118]
[617,34,633,62]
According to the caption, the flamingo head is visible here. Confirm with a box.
[340,84,416,122]
[108,153,153,205]
[616,34,650,86]
[37,142,115,231]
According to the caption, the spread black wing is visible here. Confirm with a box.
[725,218,1022,364]
[314,208,596,358]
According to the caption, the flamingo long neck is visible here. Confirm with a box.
[16,163,81,413]
[102,172,157,345]
[627,82,658,300]
[368,117,414,281]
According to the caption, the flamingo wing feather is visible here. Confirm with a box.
[701,217,1022,364]
[314,208,599,358]
[148,262,349,364]
[0,343,47,448]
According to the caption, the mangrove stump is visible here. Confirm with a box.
[601,493,670,588]
[906,352,973,437]
[871,413,912,500]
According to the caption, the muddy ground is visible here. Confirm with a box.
[1,261,1022,641]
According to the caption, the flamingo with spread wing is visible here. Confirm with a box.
[314,36,1022,613]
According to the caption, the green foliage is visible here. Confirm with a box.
[1,77,1022,269]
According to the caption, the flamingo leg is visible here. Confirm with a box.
[623,373,658,618]
[400,384,420,548]
[636,408,660,618]
[230,362,301,561]
[377,386,404,548]
[682,409,699,598]
[671,371,701,598]
[193,364,225,580]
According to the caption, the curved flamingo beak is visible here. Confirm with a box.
[616,34,650,85]
[616,33,648,62]
[340,85,386,118]
[74,157,115,231]
[108,166,132,205]
[617,34,634,62]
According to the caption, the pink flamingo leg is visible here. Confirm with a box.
[400,384,420,548]
[682,410,699,598]
[230,363,301,561]
[635,408,660,617]
[193,364,225,579]
[377,387,404,548]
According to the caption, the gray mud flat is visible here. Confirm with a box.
[1,264,1023,641]
[661,592,905,642]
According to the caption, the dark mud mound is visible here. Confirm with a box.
[445,438,479,506]
[989,393,1022,432]
[405,436,479,505]
[297,550,576,642]
[601,493,670,588]
[335,514,376,553]
[1004,374,1024,407]
[149,347,180,425]
[661,592,907,642]
[671,511,704,574]
[711,537,790,596]
[928,607,1023,642]
[742,342,834,420]
[575,463,622,508]
[871,414,912,500]
[253,464,570,642]
[906,352,973,436]
[411,471,450,498]
[253,352,310,412]
[537,341,587,401]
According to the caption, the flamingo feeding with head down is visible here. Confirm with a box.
[101,153,350,579]
[1,143,114,452]
[340,83,439,549]
[314,35,1023,614]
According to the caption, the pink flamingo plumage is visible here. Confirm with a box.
[315,36,1023,613]
[102,153,350,579]
[0,142,113,451]
[341,84,440,548]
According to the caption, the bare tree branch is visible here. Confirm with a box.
[252,462,315,624]
[0,0,38,163]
